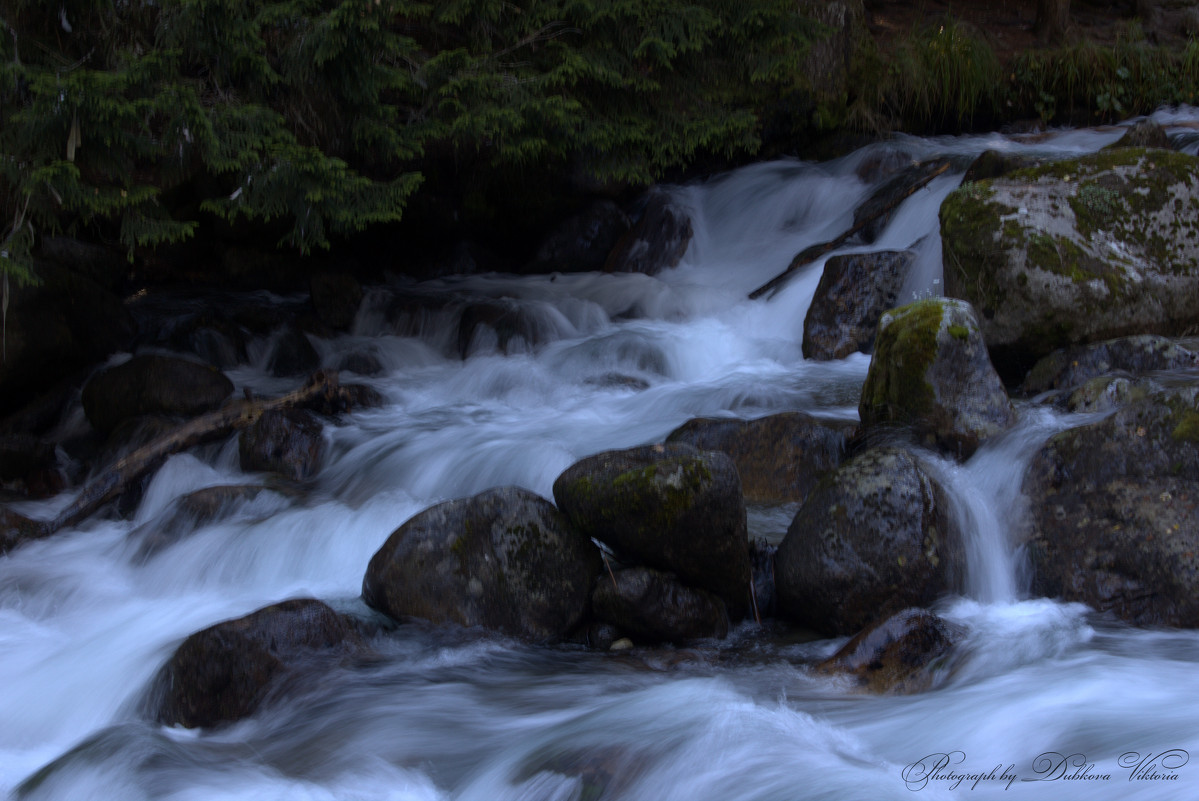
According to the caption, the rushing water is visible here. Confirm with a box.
[5,110,1199,801]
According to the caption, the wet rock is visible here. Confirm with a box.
[666,412,856,504]
[774,447,962,636]
[1020,335,1199,395]
[82,355,234,435]
[603,188,694,276]
[1063,375,1157,414]
[156,314,250,369]
[802,250,915,360]
[591,566,729,644]
[0,507,52,555]
[961,150,1038,184]
[553,443,751,618]
[817,608,963,693]
[0,263,134,417]
[239,409,325,481]
[1106,119,1171,151]
[859,298,1016,457]
[528,200,630,273]
[0,434,56,482]
[310,272,364,331]
[941,149,1199,375]
[854,159,951,244]
[362,486,601,641]
[1021,386,1199,627]
[267,326,321,377]
[148,598,364,728]
[748,537,778,618]
[131,485,272,560]
[338,351,383,376]
[457,299,555,358]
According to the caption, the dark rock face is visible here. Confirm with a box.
[853,159,951,244]
[0,264,135,417]
[0,508,52,555]
[82,355,234,435]
[148,598,362,729]
[1020,335,1199,395]
[603,189,694,276]
[817,608,963,693]
[859,298,1016,457]
[528,200,631,273]
[553,443,751,617]
[1021,387,1199,627]
[802,250,915,361]
[267,326,321,377]
[666,413,856,504]
[310,272,364,332]
[774,447,961,636]
[362,486,601,641]
[239,409,325,481]
[591,566,729,644]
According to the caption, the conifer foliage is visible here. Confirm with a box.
[0,0,816,280]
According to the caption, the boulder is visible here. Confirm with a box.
[239,409,325,481]
[603,188,694,276]
[148,598,363,728]
[362,486,601,640]
[338,351,383,376]
[854,159,951,244]
[267,326,321,377]
[940,149,1199,375]
[1021,386,1199,627]
[0,263,134,417]
[527,200,630,273]
[665,412,856,504]
[816,608,963,693]
[1020,335,1199,395]
[802,250,915,360]
[774,447,961,636]
[1062,375,1157,414]
[82,355,234,435]
[961,150,1038,184]
[859,298,1016,457]
[1106,119,1171,151]
[591,566,729,644]
[553,443,751,617]
[310,271,364,331]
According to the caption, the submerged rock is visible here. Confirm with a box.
[148,598,364,728]
[802,250,914,361]
[817,608,963,693]
[1021,386,1199,627]
[362,486,600,640]
[553,443,751,617]
[591,566,729,644]
[774,447,961,636]
[239,408,326,481]
[859,298,1015,457]
[665,412,856,504]
[82,355,234,435]
[941,149,1199,374]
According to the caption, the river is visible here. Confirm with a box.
[3,109,1199,800]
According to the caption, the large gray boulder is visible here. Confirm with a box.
[148,598,364,729]
[362,487,600,641]
[591,566,729,644]
[859,298,1016,457]
[775,447,962,636]
[666,412,856,504]
[941,149,1199,372]
[82,355,234,435]
[553,443,751,617]
[803,250,914,361]
[1021,386,1199,627]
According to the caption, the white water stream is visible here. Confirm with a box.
[4,110,1199,800]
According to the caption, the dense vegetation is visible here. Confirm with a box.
[0,0,820,284]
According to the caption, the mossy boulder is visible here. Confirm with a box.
[665,412,856,504]
[81,355,234,435]
[148,598,364,729]
[1020,334,1199,395]
[802,250,915,360]
[591,566,729,644]
[553,443,751,617]
[816,608,963,694]
[362,486,601,641]
[239,408,326,482]
[774,447,962,636]
[941,149,1199,375]
[859,298,1016,457]
[1021,386,1199,627]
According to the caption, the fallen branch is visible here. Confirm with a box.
[748,160,951,301]
[1,370,344,553]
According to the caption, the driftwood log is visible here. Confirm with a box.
[748,160,951,301]
[1,370,345,554]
